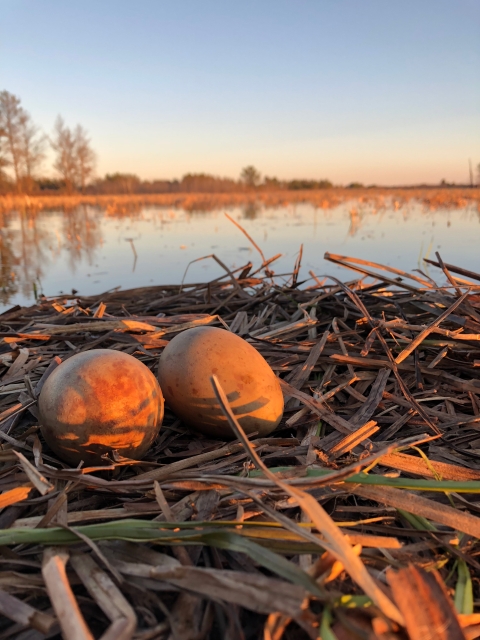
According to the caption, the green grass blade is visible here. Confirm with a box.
[0,520,323,595]
[320,608,339,640]
[198,531,324,597]
[398,509,437,531]
[454,559,473,615]
[248,466,480,493]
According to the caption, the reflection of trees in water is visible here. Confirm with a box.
[0,209,51,303]
[18,209,51,299]
[61,205,101,274]
[0,230,19,303]
[242,202,260,220]
[0,205,103,305]
[0,198,478,306]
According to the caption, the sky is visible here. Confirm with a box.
[1,0,479,185]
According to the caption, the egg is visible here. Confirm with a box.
[158,326,283,438]
[38,349,164,466]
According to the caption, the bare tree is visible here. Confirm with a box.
[0,126,8,179]
[0,91,23,190]
[240,165,261,188]
[0,91,46,192]
[18,111,46,184]
[51,116,78,192]
[74,124,95,192]
[51,117,96,192]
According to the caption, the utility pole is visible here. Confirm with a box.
[469,159,474,187]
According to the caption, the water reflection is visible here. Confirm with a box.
[348,207,361,237]
[0,196,478,310]
[0,209,52,303]
[0,230,19,303]
[242,202,260,220]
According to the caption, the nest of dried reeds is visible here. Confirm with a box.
[1,240,480,639]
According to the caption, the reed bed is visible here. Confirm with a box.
[1,186,479,216]
[1,242,480,638]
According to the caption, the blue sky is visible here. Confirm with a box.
[2,0,479,184]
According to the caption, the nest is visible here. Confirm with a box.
[1,246,480,639]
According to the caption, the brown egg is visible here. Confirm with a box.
[38,349,163,466]
[158,326,283,438]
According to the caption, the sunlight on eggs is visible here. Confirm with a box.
[38,349,164,466]
[158,326,284,438]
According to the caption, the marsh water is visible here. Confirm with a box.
[0,198,479,310]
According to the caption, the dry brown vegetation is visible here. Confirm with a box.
[1,186,479,216]
[1,245,480,637]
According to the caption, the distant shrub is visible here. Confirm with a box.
[240,166,261,188]
[35,178,66,191]
[287,179,332,190]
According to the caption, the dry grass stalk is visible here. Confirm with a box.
[70,553,137,640]
[42,547,94,639]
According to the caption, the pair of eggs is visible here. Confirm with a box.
[38,327,284,466]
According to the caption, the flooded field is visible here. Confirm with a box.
[0,193,479,310]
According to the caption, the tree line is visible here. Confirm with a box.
[6,89,473,195]
[0,90,337,195]
[91,170,336,195]
[0,90,95,194]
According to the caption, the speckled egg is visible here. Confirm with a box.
[38,349,164,466]
[158,326,283,438]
